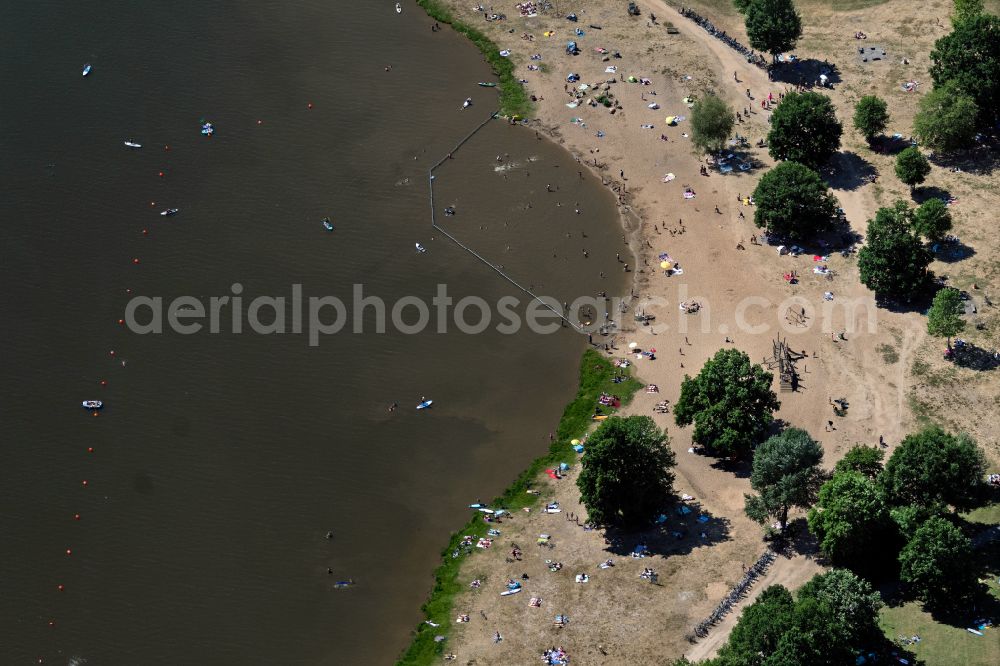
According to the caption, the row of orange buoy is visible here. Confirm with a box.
[39,103,317,663]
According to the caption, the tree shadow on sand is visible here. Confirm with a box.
[929,143,1000,176]
[771,517,820,559]
[769,59,841,87]
[602,500,732,559]
[950,342,1000,371]
[824,151,878,192]
[931,236,976,264]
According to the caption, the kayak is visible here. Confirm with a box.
[478,82,497,87]
[123,140,142,149]
[416,400,433,410]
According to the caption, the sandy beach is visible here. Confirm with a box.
[405,0,1000,663]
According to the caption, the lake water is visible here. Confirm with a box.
[0,1,629,662]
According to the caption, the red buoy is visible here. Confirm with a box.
[74,513,81,520]
[150,201,155,207]
[165,145,170,151]
[117,319,125,325]
[142,229,148,235]
[158,171,164,178]
[109,350,116,356]
[87,447,94,453]
[132,258,140,264]
[65,548,72,556]
[307,102,314,109]
[126,288,132,294]
[81,480,88,487]
[57,584,65,592]
[257,119,263,125]
[99,379,107,386]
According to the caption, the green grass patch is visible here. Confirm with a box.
[880,602,1000,666]
[416,0,532,118]
[965,504,1000,526]
[878,343,900,365]
[395,349,641,665]
[801,0,888,10]
[906,392,935,429]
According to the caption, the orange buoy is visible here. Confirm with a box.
[100,379,107,386]
[92,411,99,417]
[150,201,155,206]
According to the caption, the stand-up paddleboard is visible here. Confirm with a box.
[500,588,522,596]
[82,63,92,77]
[417,400,433,410]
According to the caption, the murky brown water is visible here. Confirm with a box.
[0,1,629,663]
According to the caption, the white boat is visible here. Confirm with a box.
[160,208,180,216]
[395,3,402,13]
[416,400,433,410]
[124,140,142,149]
[322,217,334,231]
[82,64,92,77]
[82,400,103,409]
[462,97,472,109]
[415,243,426,253]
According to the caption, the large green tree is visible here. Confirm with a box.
[807,471,897,571]
[899,515,977,609]
[912,197,953,242]
[713,585,796,665]
[576,415,676,528]
[744,428,824,531]
[744,0,803,59]
[833,445,884,480]
[733,0,754,14]
[894,146,931,192]
[952,0,984,25]
[691,95,735,154]
[853,95,890,146]
[710,572,883,666]
[752,161,839,240]
[767,91,843,169]
[797,569,883,645]
[673,349,780,459]
[930,12,1000,124]
[857,201,932,302]
[926,287,966,350]
[912,81,979,153]
[881,426,987,512]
